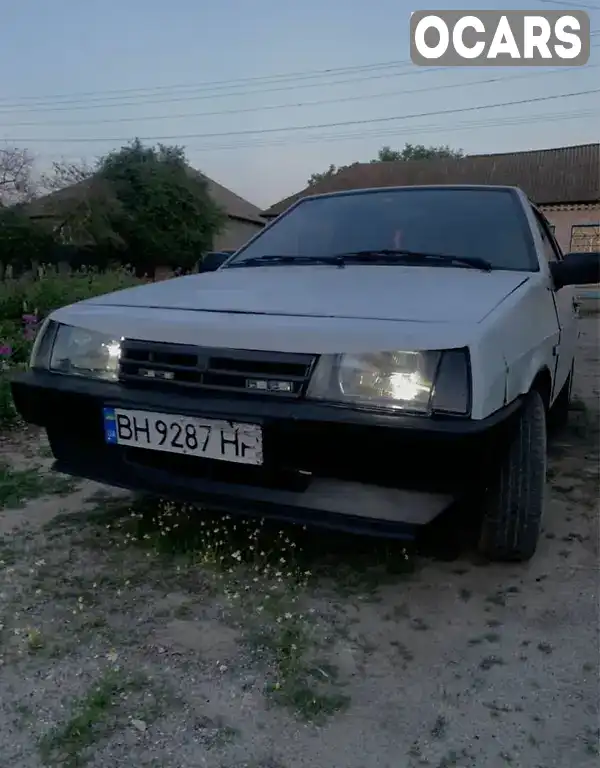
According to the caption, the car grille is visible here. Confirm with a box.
[118,339,317,398]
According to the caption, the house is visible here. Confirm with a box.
[261,143,600,256]
[202,175,266,251]
[22,168,265,256]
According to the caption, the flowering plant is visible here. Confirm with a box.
[0,312,37,423]
[0,344,12,375]
[0,266,144,426]
[22,311,40,341]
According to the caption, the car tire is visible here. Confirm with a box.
[548,362,573,431]
[477,389,547,563]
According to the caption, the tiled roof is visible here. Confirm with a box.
[24,167,265,225]
[262,143,600,218]
[191,170,265,225]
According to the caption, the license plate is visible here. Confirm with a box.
[102,407,263,466]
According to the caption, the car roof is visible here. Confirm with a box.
[298,184,522,204]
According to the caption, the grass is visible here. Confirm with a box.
[437,751,462,768]
[272,682,350,722]
[192,715,239,749]
[105,496,415,589]
[431,715,448,739]
[582,726,600,756]
[38,669,142,767]
[250,611,350,721]
[74,496,370,722]
[469,632,502,647]
[479,655,506,671]
[390,640,414,662]
[26,627,45,653]
[0,539,17,566]
[36,490,419,725]
[0,461,76,509]
[485,591,507,607]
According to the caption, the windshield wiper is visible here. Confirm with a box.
[227,250,493,272]
[227,254,345,268]
[332,249,493,272]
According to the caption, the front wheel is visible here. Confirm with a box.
[477,390,547,563]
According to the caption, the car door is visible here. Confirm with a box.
[531,206,578,400]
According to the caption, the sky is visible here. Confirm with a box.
[2,0,599,210]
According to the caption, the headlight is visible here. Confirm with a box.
[306,349,470,415]
[36,323,123,381]
[29,318,59,370]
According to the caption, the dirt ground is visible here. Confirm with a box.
[1,319,598,768]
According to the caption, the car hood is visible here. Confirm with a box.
[83,265,529,324]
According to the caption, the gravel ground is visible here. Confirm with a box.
[0,318,598,768]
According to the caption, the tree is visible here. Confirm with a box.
[372,143,464,163]
[0,147,37,206]
[0,208,55,274]
[307,142,465,186]
[35,158,119,252]
[307,162,355,187]
[38,158,95,193]
[97,139,226,277]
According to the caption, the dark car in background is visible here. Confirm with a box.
[198,250,236,272]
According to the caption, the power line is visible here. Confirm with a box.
[0,63,437,111]
[4,62,599,129]
[2,38,597,114]
[2,29,597,114]
[537,0,600,10]
[6,19,598,106]
[8,88,599,144]
[0,68,446,114]
[38,108,597,159]
[183,109,600,152]
[0,59,417,104]
[14,22,599,106]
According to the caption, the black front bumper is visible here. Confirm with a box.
[11,371,523,538]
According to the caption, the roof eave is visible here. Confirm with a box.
[538,198,600,206]
[227,213,266,226]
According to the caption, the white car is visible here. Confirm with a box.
[12,185,599,562]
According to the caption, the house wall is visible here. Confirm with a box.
[541,203,600,298]
[540,204,600,253]
[213,217,264,251]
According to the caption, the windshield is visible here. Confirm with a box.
[228,188,537,271]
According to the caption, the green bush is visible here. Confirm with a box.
[0,265,145,427]
[0,265,144,322]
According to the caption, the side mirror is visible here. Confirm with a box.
[198,251,231,273]
[550,252,600,290]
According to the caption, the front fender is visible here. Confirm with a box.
[474,277,558,415]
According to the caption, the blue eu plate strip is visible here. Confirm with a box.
[103,407,118,444]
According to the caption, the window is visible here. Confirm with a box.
[229,188,538,271]
[570,224,600,253]
[532,208,562,262]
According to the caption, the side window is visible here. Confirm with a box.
[531,208,562,263]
